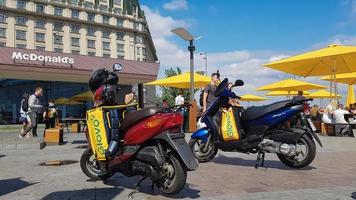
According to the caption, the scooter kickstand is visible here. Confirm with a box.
[255,151,267,169]
[128,177,147,199]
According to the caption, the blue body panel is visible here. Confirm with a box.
[191,127,209,142]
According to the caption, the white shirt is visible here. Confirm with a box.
[175,95,184,106]
[333,109,349,124]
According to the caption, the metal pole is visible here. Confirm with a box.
[188,40,195,102]
[205,53,208,76]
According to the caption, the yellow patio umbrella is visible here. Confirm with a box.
[346,85,355,107]
[266,91,310,97]
[70,91,93,102]
[240,94,267,106]
[265,44,356,98]
[145,72,211,88]
[321,72,356,85]
[54,97,82,105]
[306,90,341,99]
[256,79,326,92]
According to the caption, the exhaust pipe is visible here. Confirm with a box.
[258,139,298,156]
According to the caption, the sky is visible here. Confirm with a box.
[139,0,356,106]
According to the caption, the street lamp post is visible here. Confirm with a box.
[171,28,196,102]
[200,52,208,76]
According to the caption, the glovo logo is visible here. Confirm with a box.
[225,113,234,137]
[92,117,105,156]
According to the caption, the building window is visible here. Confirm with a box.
[117,55,124,59]
[54,47,63,53]
[16,30,26,40]
[54,35,63,44]
[103,42,110,50]
[88,52,96,56]
[16,16,26,26]
[87,39,95,48]
[35,19,45,28]
[113,8,122,14]
[0,14,5,23]
[71,24,80,33]
[137,47,141,55]
[71,9,80,19]
[53,22,64,31]
[99,5,108,12]
[135,36,144,44]
[87,27,96,36]
[16,44,26,49]
[102,15,110,24]
[36,46,45,51]
[54,7,63,16]
[133,22,140,30]
[117,18,123,27]
[0,0,5,6]
[36,4,45,13]
[113,0,121,5]
[116,32,124,40]
[69,0,78,5]
[35,32,45,42]
[84,2,93,9]
[103,53,110,58]
[88,13,95,22]
[142,48,146,56]
[72,50,80,54]
[103,30,110,38]
[0,42,6,47]
[17,0,26,9]
[71,37,79,46]
[0,27,5,38]
[117,43,124,52]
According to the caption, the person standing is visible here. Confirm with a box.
[292,91,306,101]
[175,92,185,106]
[43,100,57,130]
[202,73,220,112]
[19,93,31,138]
[22,87,43,138]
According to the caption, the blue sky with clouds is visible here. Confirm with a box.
[140,0,356,105]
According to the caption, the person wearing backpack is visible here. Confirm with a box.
[19,93,31,138]
[21,87,43,138]
[202,72,220,113]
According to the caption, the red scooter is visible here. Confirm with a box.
[80,64,198,195]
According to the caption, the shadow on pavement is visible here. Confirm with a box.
[104,176,201,199]
[41,188,124,200]
[72,140,88,144]
[0,177,38,196]
[0,155,5,159]
[212,155,317,170]
[351,192,356,199]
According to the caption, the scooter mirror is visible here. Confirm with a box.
[234,79,244,87]
[113,63,123,72]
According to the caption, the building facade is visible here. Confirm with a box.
[0,0,157,62]
[0,0,159,124]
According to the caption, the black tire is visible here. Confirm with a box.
[80,149,113,180]
[277,134,316,168]
[189,138,218,163]
[155,153,187,195]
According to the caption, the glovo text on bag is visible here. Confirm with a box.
[221,107,240,141]
[87,108,109,160]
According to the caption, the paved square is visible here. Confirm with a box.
[0,133,355,200]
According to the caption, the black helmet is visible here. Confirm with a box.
[104,72,119,85]
[89,68,109,93]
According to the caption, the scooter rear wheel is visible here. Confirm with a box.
[80,149,113,180]
[189,138,218,163]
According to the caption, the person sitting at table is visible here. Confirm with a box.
[349,103,356,114]
[322,100,336,124]
[310,105,322,121]
[334,103,350,136]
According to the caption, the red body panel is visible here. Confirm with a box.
[124,113,183,145]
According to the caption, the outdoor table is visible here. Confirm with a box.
[59,118,86,133]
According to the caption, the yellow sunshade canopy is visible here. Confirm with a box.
[70,91,93,102]
[256,79,326,91]
[265,44,356,76]
[240,94,267,102]
[266,91,310,96]
[321,72,356,85]
[145,72,211,88]
[306,90,341,99]
[54,97,82,105]
[346,85,355,106]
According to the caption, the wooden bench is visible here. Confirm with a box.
[71,123,80,133]
[321,123,352,136]
[44,128,64,145]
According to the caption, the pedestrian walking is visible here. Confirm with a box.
[22,87,43,138]
[19,93,31,138]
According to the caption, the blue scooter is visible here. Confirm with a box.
[189,78,322,168]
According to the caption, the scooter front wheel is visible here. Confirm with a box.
[189,138,218,163]
[80,149,113,180]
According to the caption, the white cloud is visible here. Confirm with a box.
[163,0,188,11]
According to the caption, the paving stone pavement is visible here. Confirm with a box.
[0,133,355,200]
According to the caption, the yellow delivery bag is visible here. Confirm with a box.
[86,107,109,160]
[221,107,240,141]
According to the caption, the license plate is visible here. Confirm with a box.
[307,118,317,132]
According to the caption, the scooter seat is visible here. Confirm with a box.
[241,100,292,121]
[122,107,162,131]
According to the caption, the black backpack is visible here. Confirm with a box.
[199,89,204,107]
[21,96,29,112]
